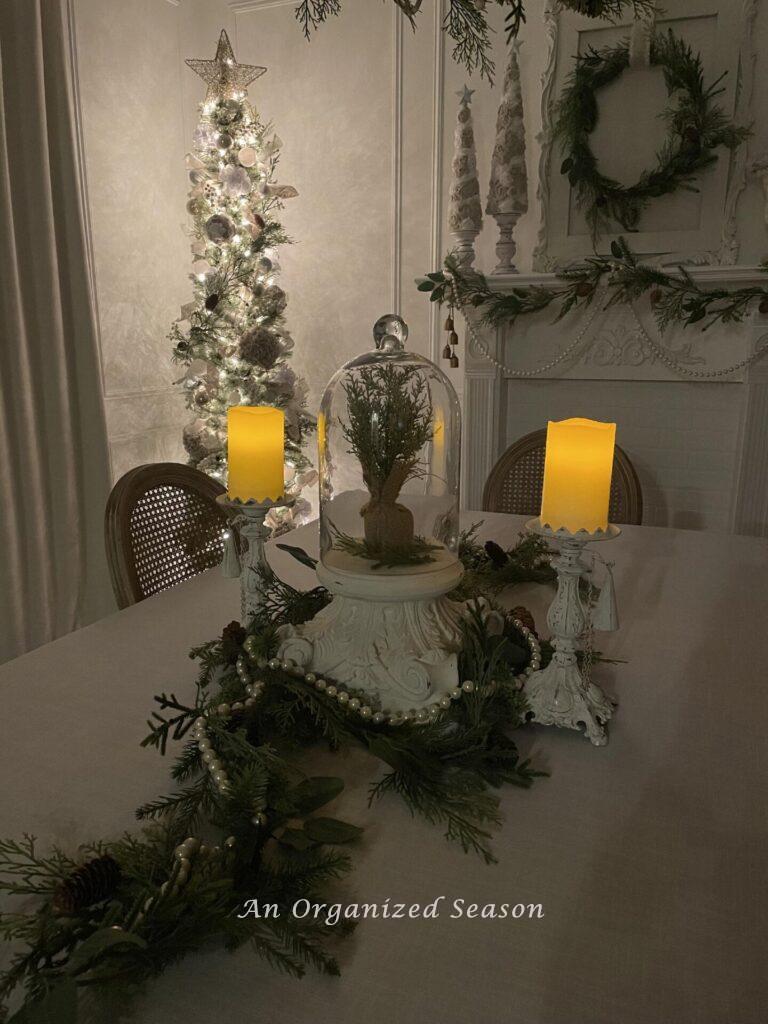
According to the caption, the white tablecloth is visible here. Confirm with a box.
[1,514,766,1024]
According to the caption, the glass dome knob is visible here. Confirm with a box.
[373,313,408,351]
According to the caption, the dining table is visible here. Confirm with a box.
[1,512,766,1024]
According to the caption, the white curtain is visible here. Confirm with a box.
[0,0,114,663]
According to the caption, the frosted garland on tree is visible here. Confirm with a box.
[170,30,315,533]
[448,85,483,267]
[486,42,528,273]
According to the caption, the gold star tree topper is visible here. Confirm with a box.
[186,30,266,102]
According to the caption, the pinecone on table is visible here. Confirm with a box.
[511,606,537,637]
[52,854,122,915]
[484,540,509,568]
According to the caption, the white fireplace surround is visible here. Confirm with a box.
[461,267,768,537]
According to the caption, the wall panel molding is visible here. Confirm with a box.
[229,0,296,11]
[428,0,446,365]
[391,7,404,313]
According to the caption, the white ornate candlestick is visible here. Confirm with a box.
[217,494,294,625]
[448,85,482,268]
[523,517,619,747]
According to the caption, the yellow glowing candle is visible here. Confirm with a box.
[227,406,285,501]
[540,418,616,533]
[432,408,446,489]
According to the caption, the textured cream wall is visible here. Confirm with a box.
[73,0,233,481]
[72,0,767,487]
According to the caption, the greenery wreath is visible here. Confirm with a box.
[554,30,751,237]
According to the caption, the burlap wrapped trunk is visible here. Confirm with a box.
[361,460,415,549]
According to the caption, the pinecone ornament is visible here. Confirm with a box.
[52,855,122,915]
[511,605,537,637]
[484,540,509,568]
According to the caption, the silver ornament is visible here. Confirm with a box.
[219,165,251,198]
[204,214,235,244]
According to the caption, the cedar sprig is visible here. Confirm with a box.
[341,362,433,498]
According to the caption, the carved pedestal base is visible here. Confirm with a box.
[450,228,479,269]
[276,556,466,712]
[491,211,523,274]
[524,659,615,747]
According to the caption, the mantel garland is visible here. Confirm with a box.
[0,530,557,1023]
[419,238,768,340]
[554,30,752,237]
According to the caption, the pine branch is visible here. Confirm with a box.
[444,0,495,83]
[294,0,341,39]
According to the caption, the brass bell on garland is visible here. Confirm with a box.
[442,306,460,368]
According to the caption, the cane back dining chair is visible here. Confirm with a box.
[105,462,230,609]
[482,428,644,525]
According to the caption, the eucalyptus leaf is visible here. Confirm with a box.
[67,928,146,974]
[10,977,77,1024]
[275,542,318,570]
[304,818,363,845]
[286,776,344,814]
[279,827,313,851]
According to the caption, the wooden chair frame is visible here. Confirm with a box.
[104,462,228,609]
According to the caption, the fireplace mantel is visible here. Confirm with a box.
[461,266,768,537]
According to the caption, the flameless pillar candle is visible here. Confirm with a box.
[540,418,616,533]
[227,406,285,501]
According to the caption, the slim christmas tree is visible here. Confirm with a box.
[170,30,314,530]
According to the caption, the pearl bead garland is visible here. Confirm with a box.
[260,617,542,728]
[511,617,542,688]
[189,676,266,798]
[134,835,205,925]
[451,268,768,382]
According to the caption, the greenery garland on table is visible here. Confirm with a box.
[554,31,751,237]
[419,238,768,335]
[0,529,555,1023]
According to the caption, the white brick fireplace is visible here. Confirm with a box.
[462,267,768,536]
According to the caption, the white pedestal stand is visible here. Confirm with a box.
[217,494,294,626]
[450,228,478,268]
[491,210,523,274]
[523,518,620,747]
[276,554,467,713]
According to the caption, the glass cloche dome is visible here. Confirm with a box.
[318,314,461,575]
